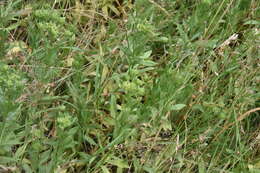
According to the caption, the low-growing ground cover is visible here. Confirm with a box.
[0,0,259,172]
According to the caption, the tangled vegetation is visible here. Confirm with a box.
[0,0,259,172]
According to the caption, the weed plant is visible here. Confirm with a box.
[0,0,259,172]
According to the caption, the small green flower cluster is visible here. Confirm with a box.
[31,7,76,45]
[33,9,66,25]
[57,112,76,130]
[120,72,146,97]
[0,63,24,98]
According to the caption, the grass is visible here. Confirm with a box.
[0,0,259,172]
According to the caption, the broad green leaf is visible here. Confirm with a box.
[171,104,186,111]
[84,135,98,146]
[140,50,152,59]
[244,20,260,25]
[14,144,27,158]
[107,157,129,169]
[141,60,157,66]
